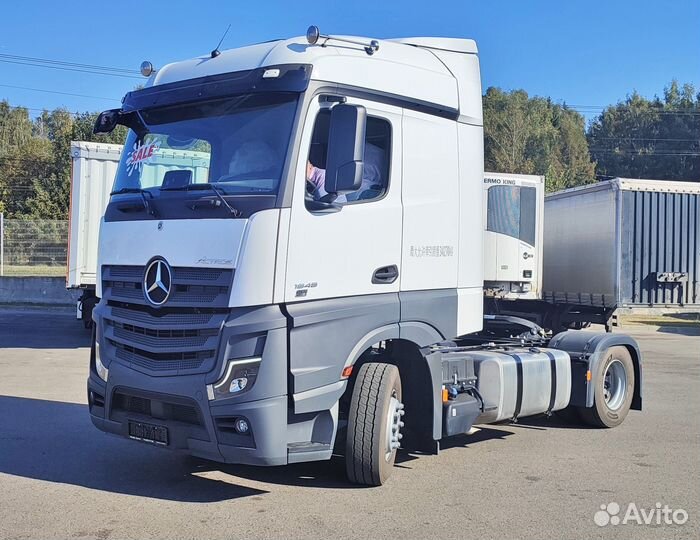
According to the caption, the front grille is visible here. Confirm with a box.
[102,265,233,308]
[110,306,214,327]
[110,321,216,349]
[101,264,232,374]
[112,391,201,426]
[113,341,212,371]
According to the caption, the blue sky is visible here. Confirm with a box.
[1,0,698,122]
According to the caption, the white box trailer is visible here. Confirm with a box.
[68,141,211,325]
[68,142,122,323]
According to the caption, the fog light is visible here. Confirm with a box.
[234,418,249,434]
[229,377,248,393]
[207,358,261,400]
[95,342,109,382]
[522,283,532,292]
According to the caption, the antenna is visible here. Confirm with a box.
[211,24,232,58]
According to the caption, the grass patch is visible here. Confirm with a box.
[1,265,66,277]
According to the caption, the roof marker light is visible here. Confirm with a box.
[140,61,155,77]
[306,25,320,45]
[305,25,380,55]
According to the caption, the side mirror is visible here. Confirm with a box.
[93,109,122,134]
[324,104,366,194]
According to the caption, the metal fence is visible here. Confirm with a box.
[0,214,68,276]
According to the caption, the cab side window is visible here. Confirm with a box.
[305,110,391,207]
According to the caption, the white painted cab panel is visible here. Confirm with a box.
[284,98,403,302]
[97,218,245,299]
[400,109,459,291]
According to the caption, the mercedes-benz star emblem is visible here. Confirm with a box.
[143,258,172,306]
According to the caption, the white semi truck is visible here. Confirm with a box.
[87,27,642,485]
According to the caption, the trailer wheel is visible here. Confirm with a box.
[345,362,403,486]
[579,346,634,428]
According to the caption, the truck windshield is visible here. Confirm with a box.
[112,93,297,198]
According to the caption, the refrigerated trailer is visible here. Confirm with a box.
[482,172,544,300]
[86,27,642,485]
[483,176,700,331]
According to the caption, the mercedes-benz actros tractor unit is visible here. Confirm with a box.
[88,27,642,486]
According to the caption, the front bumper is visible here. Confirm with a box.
[88,301,292,466]
[88,364,289,466]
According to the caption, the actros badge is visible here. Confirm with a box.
[143,258,172,305]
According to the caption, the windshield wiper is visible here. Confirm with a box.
[110,187,157,217]
[161,184,241,217]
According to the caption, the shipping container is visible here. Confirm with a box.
[543,178,700,308]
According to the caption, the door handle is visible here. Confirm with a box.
[372,265,399,284]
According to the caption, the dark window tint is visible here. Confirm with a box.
[487,185,537,246]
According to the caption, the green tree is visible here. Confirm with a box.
[0,102,51,215]
[587,81,700,180]
[0,101,33,151]
[25,110,127,218]
[483,87,596,191]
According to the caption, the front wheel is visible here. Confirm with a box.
[579,346,635,428]
[345,363,403,486]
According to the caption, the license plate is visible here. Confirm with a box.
[128,421,168,446]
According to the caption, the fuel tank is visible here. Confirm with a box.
[471,348,571,423]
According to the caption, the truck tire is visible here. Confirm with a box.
[345,362,403,486]
[579,346,634,428]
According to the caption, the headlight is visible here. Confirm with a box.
[207,358,260,400]
[95,341,109,382]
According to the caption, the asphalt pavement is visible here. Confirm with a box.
[0,307,698,540]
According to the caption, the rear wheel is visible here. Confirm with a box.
[345,362,403,486]
[579,346,634,428]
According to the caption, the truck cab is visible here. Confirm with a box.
[88,29,641,485]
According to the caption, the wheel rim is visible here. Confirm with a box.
[385,393,404,461]
[603,359,627,411]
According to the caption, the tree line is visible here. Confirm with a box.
[0,80,698,219]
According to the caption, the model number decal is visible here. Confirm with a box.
[409,245,454,257]
[294,282,317,297]
[196,257,234,265]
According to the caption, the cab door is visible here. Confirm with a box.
[283,97,403,302]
